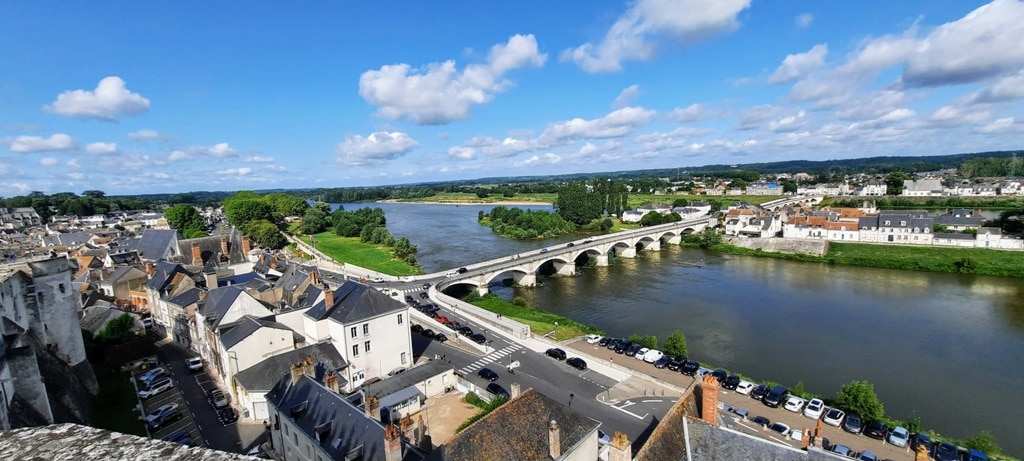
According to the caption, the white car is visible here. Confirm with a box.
[735,380,755,395]
[634,347,649,359]
[185,357,203,371]
[142,403,178,423]
[788,429,804,441]
[822,407,845,426]
[784,396,807,412]
[642,349,664,363]
[887,426,910,448]
[585,334,602,344]
[803,398,825,419]
[372,277,385,283]
[138,377,174,399]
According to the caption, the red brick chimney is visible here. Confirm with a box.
[323,283,334,308]
[608,432,631,461]
[548,420,561,459]
[144,262,154,277]
[384,423,402,461]
[324,371,340,394]
[220,236,229,258]
[241,235,251,255]
[191,241,202,265]
[701,374,719,426]
[365,395,381,421]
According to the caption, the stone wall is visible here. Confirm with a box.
[724,237,829,257]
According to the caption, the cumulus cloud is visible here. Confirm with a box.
[167,142,237,162]
[795,13,814,28]
[561,0,751,73]
[769,44,828,84]
[514,153,561,168]
[769,110,808,132]
[243,156,275,163]
[207,143,235,158]
[737,105,781,130]
[969,69,1024,103]
[463,135,536,158]
[215,167,253,176]
[667,103,725,122]
[359,34,546,125]
[337,131,420,165]
[8,133,77,153]
[86,142,117,155]
[44,76,150,121]
[67,172,86,180]
[539,106,656,145]
[612,85,640,109]
[127,129,170,141]
[40,157,59,166]
[979,117,1019,133]
[447,146,476,160]
[902,0,1024,87]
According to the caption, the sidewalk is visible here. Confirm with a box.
[596,375,686,405]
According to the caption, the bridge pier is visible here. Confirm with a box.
[594,254,609,266]
[513,272,537,287]
[641,240,661,252]
[618,247,637,258]
[666,235,681,245]
[553,261,576,276]
[475,285,489,296]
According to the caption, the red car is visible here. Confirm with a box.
[434,315,448,324]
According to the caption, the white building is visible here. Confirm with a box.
[902,179,944,197]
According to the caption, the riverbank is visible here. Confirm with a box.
[693,239,1024,278]
[295,232,422,276]
[462,292,601,341]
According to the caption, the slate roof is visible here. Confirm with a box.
[219,271,261,287]
[198,285,245,327]
[167,287,204,307]
[144,260,193,292]
[443,388,600,461]
[934,232,975,241]
[110,237,141,254]
[218,314,295,350]
[108,251,140,265]
[362,360,451,401]
[935,211,985,227]
[105,265,146,284]
[136,229,181,262]
[40,232,93,247]
[265,374,427,461]
[235,342,347,392]
[305,281,406,325]
[177,227,246,266]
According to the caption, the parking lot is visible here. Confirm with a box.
[131,360,206,447]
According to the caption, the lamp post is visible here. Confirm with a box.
[568,392,574,410]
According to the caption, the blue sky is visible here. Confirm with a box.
[2,0,1022,195]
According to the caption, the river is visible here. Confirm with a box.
[338,202,1024,456]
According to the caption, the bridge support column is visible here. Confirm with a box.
[618,247,637,258]
[513,272,537,287]
[667,235,681,245]
[594,254,609,267]
[475,285,489,296]
[554,262,576,276]
[643,241,661,252]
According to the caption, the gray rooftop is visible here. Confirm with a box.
[363,360,451,400]
[235,342,347,392]
[218,314,297,350]
[305,281,406,325]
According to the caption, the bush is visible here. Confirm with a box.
[512,296,528,307]
[834,380,885,422]
[628,334,658,349]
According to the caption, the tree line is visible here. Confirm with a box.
[478,206,575,240]
[222,191,310,249]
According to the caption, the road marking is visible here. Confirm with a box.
[642,399,663,403]
[610,403,648,420]
[619,401,635,408]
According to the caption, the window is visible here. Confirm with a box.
[362,323,369,335]
[352,344,359,357]
[350,327,357,338]
[364,340,371,353]
[397,314,403,325]
[401,352,407,364]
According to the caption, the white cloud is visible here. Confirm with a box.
[769,110,808,132]
[902,0,1024,87]
[243,156,275,163]
[839,34,918,76]
[7,183,31,194]
[612,85,640,109]
[67,158,81,168]
[8,133,76,153]
[514,153,561,167]
[970,69,1024,103]
[769,44,828,84]
[979,117,1018,133]
[127,129,166,140]
[44,76,150,121]
[40,157,59,166]
[359,34,546,125]
[207,142,235,158]
[540,106,656,144]
[795,13,814,28]
[447,146,477,160]
[463,135,536,158]
[737,105,781,130]
[168,150,189,162]
[167,143,237,162]
[67,172,85,180]
[86,142,117,155]
[153,172,171,179]
[667,103,724,122]
[214,167,253,176]
[337,131,420,165]
[561,0,751,73]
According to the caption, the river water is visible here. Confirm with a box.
[340,202,1024,456]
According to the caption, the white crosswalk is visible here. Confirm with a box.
[459,343,524,374]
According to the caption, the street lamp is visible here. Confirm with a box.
[568,392,575,410]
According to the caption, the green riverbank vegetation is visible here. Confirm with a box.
[297,232,421,276]
[461,292,601,341]
[477,206,576,239]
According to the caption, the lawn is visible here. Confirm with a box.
[90,364,146,436]
[468,293,602,341]
[298,233,422,276]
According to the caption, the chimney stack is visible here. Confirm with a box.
[548,420,561,460]
[302,355,315,378]
[242,235,251,256]
[608,432,632,461]
[144,262,154,277]
[324,371,341,394]
[191,241,202,265]
[384,424,403,461]
[701,373,719,426]
[220,236,229,259]
[323,283,334,308]
[365,395,381,421]
[198,290,207,301]
[204,271,217,290]
[400,415,414,441]
[290,361,305,384]
[510,382,521,400]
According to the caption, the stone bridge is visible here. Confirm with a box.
[437,216,714,294]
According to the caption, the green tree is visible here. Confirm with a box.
[224,196,274,229]
[834,380,885,422]
[82,190,106,199]
[555,183,603,226]
[312,201,332,214]
[698,228,721,248]
[885,171,911,195]
[662,330,688,357]
[164,204,207,238]
[959,431,1002,456]
[672,198,690,207]
[639,211,666,226]
[599,218,613,232]
[97,313,139,344]
[781,179,798,194]
[246,219,287,249]
[628,334,658,349]
[299,207,330,234]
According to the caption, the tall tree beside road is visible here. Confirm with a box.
[223,191,274,229]
[299,206,330,234]
[834,380,885,422]
[662,330,688,358]
[885,171,910,196]
[246,219,287,249]
[555,182,603,226]
[97,313,140,344]
[164,204,207,238]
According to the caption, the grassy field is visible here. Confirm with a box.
[399,192,557,204]
[468,293,602,341]
[627,193,784,207]
[702,241,1024,278]
[297,232,422,275]
[90,364,146,436]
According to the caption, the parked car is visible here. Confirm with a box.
[598,337,613,347]
[750,415,770,427]
[218,407,238,424]
[653,356,672,369]
[209,389,229,408]
[539,248,549,254]
[642,349,663,363]
[858,450,877,461]
[711,369,728,383]
[419,291,429,299]
[615,341,633,354]
[763,385,788,408]
[486,383,509,399]
[138,377,173,399]
[605,338,621,350]
[803,398,825,419]
[143,404,179,424]
[722,374,741,390]
[680,360,700,376]
[783,396,807,412]
[735,380,754,395]
[887,426,909,447]
[477,368,499,381]
[138,367,166,385]
[830,445,853,457]
[911,432,933,453]
[545,348,567,360]
[822,408,845,426]
[633,347,649,359]
[410,324,423,333]
[185,357,203,372]
[387,367,407,377]
[863,420,888,440]
[667,356,686,371]
[842,413,864,434]
[434,333,448,342]
[934,442,960,461]
[585,334,602,344]
[770,422,790,435]
[623,343,642,356]
[566,357,588,370]
[968,449,989,461]
[470,333,486,344]
[458,326,473,336]
[162,430,193,446]
[750,383,769,400]
[149,408,182,430]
